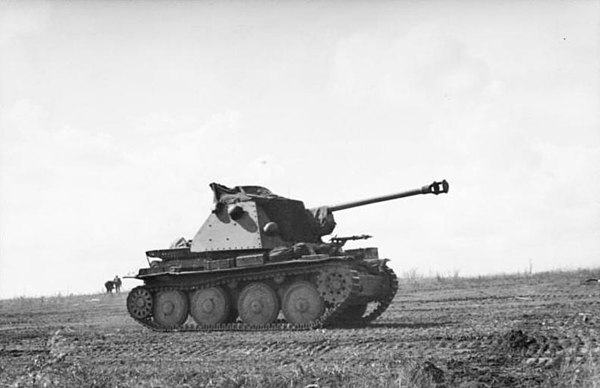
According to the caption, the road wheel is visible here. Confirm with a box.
[190,287,231,325]
[127,287,153,319]
[153,290,189,328]
[282,281,324,324]
[238,282,279,326]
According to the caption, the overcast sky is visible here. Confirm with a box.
[1,1,599,299]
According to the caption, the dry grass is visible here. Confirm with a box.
[398,266,600,288]
[2,268,599,388]
[9,329,443,388]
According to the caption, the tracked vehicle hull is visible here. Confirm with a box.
[127,256,398,332]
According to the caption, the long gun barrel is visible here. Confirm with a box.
[327,180,449,212]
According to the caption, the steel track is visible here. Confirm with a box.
[331,265,399,327]
[127,262,398,332]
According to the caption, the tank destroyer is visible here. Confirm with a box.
[127,180,449,331]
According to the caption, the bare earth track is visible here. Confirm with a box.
[1,270,598,387]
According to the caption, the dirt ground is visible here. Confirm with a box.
[1,269,599,387]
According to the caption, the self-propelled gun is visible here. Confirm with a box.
[127,180,449,331]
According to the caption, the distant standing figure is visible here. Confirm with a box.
[114,275,122,293]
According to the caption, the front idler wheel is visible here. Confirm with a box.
[153,290,189,328]
[317,267,355,304]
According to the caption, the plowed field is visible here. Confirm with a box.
[1,270,599,387]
